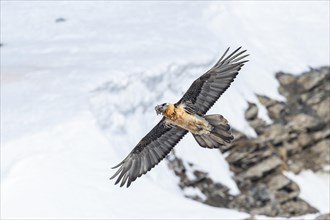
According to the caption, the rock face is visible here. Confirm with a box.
[166,66,330,217]
[316,213,330,220]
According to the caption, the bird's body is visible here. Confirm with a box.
[111,47,249,187]
[163,103,212,135]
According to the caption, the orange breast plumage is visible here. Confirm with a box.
[164,104,211,135]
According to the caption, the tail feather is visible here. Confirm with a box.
[209,134,226,145]
[214,128,233,143]
[193,114,233,149]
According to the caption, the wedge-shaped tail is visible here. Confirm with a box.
[192,114,233,148]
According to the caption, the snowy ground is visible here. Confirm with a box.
[1,1,329,219]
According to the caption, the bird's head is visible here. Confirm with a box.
[155,103,168,115]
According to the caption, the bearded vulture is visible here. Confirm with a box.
[111,47,249,187]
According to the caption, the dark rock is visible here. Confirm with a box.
[280,199,318,216]
[282,141,301,157]
[251,184,271,205]
[257,95,288,122]
[245,102,258,120]
[274,181,299,203]
[297,133,312,148]
[313,129,330,141]
[263,124,289,145]
[312,97,330,121]
[316,213,330,220]
[248,118,267,135]
[166,150,234,208]
[311,140,330,165]
[268,174,291,190]
[276,72,296,86]
[243,102,268,135]
[297,69,328,92]
[301,90,325,106]
[288,113,324,132]
[287,159,305,174]
[276,72,301,99]
[244,215,256,220]
[237,157,282,181]
[257,95,278,107]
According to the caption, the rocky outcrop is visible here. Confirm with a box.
[166,151,235,208]
[166,66,329,217]
[316,213,330,220]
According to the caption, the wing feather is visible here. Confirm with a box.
[111,118,187,187]
[177,47,248,115]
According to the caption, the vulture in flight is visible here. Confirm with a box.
[111,47,249,187]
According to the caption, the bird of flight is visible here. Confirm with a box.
[111,47,248,187]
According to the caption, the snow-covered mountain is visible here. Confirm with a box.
[1,1,329,219]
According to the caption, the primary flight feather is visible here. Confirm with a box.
[111,47,249,187]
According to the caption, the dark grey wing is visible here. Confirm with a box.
[177,47,249,115]
[110,118,187,187]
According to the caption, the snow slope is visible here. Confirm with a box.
[1,1,329,219]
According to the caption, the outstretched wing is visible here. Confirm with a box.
[177,47,249,115]
[110,119,187,187]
